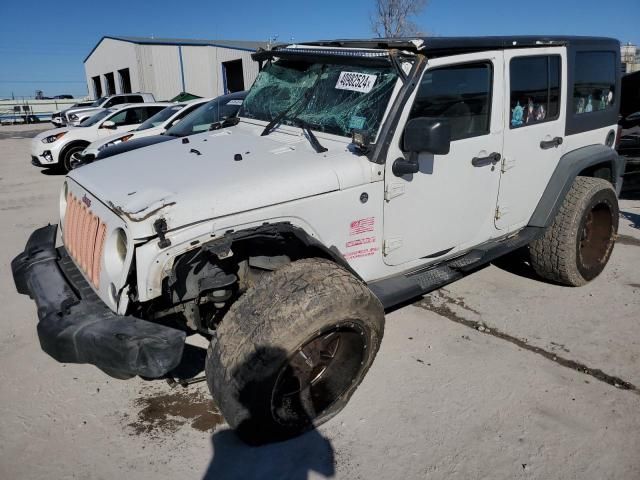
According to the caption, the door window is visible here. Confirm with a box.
[126,95,144,103]
[509,56,560,128]
[408,62,492,141]
[109,107,153,126]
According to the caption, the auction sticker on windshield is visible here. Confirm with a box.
[335,72,377,93]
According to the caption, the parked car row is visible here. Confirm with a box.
[33,91,247,172]
[51,93,157,127]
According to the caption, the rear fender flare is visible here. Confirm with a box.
[529,144,624,228]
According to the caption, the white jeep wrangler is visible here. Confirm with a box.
[12,36,624,444]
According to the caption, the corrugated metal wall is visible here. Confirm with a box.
[85,39,261,100]
[84,39,139,97]
[213,47,260,96]
[182,46,217,97]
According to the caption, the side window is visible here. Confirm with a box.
[104,96,126,108]
[409,62,492,141]
[107,110,128,126]
[573,51,616,115]
[510,56,560,128]
[126,95,143,103]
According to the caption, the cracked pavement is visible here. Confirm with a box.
[1,124,639,479]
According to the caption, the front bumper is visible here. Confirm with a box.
[11,225,186,378]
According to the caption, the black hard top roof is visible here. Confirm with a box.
[287,36,620,56]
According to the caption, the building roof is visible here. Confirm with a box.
[84,35,270,62]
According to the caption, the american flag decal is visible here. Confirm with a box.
[350,217,375,236]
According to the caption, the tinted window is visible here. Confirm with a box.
[510,56,560,128]
[108,106,160,126]
[127,95,144,103]
[409,62,492,141]
[104,96,127,108]
[573,51,616,115]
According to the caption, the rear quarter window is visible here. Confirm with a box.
[573,51,616,115]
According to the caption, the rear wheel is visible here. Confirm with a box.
[205,258,384,445]
[529,176,618,286]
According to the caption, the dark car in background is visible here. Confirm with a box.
[618,71,640,195]
[73,90,246,167]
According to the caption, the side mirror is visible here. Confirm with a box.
[403,117,451,155]
[101,120,116,129]
[393,117,452,176]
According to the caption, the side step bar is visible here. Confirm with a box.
[369,227,542,309]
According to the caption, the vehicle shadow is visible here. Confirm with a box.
[620,210,640,230]
[204,428,335,480]
[489,248,547,283]
[40,167,64,176]
[202,345,336,479]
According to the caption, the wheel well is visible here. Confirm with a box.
[60,141,90,160]
[578,161,614,184]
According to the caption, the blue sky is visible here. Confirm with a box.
[1,0,638,98]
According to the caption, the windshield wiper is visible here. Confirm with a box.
[287,117,328,153]
[261,65,326,137]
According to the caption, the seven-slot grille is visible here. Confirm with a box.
[63,193,107,288]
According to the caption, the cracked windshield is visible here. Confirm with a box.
[240,60,399,139]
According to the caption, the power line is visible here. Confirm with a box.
[0,80,86,83]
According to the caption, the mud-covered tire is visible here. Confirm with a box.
[529,176,618,286]
[205,258,385,445]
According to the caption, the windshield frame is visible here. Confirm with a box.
[165,93,245,137]
[135,104,184,131]
[79,108,116,127]
[238,58,401,143]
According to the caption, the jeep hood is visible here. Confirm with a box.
[68,122,371,239]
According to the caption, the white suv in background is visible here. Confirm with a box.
[31,102,169,171]
[64,93,156,126]
[76,98,211,162]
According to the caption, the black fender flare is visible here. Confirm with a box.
[528,144,625,228]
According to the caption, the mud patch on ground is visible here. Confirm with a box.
[616,234,640,247]
[127,387,224,436]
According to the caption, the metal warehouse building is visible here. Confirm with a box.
[84,36,269,100]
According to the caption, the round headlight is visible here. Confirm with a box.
[59,181,68,224]
[104,228,128,280]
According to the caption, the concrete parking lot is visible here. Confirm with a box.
[1,123,639,479]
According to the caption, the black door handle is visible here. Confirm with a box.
[471,152,501,167]
[540,137,563,149]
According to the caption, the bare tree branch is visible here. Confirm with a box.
[371,0,428,38]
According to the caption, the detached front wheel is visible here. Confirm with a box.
[205,258,384,445]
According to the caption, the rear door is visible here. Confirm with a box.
[496,48,566,231]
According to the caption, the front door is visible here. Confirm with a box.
[495,48,566,231]
[383,52,504,266]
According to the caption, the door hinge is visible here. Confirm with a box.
[495,205,509,220]
[501,156,516,173]
[385,183,405,201]
[383,237,403,255]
